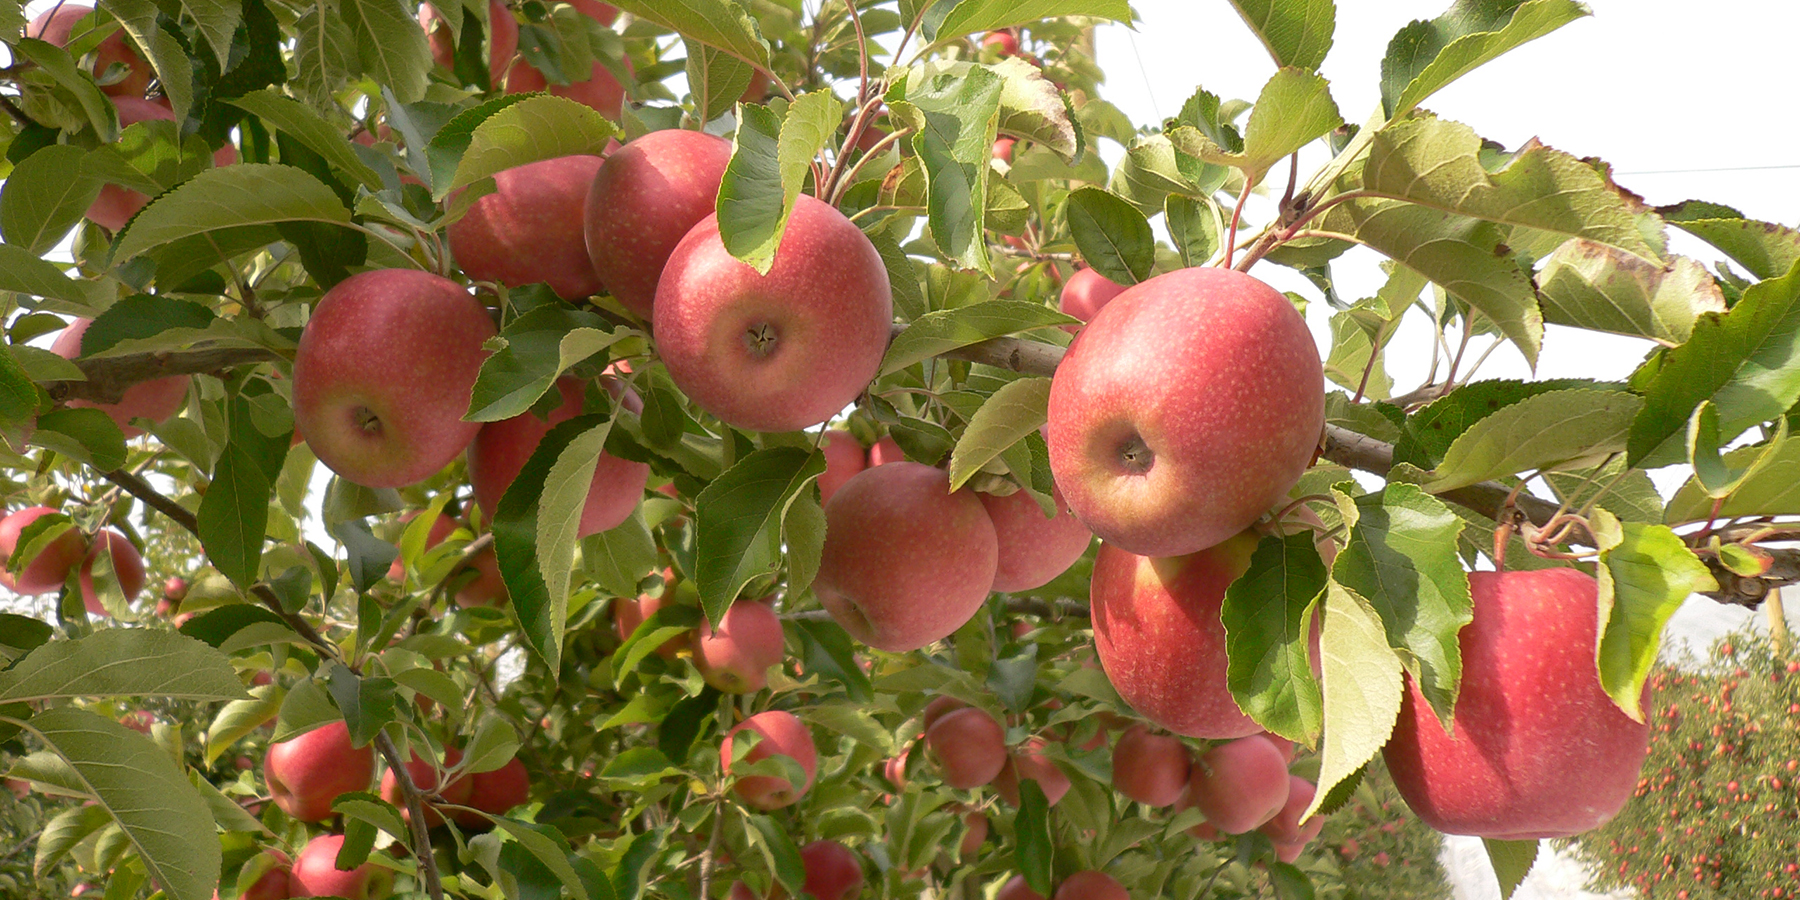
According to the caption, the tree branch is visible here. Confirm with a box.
[373,731,447,900]
[45,347,284,404]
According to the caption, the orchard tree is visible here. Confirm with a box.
[1,0,1798,899]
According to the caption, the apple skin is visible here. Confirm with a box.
[85,97,237,232]
[920,695,967,732]
[721,710,817,811]
[1046,267,1323,558]
[1257,775,1321,846]
[994,737,1070,807]
[449,155,605,300]
[78,530,145,615]
[960,809,988,857]
[420,0,517,84]
[798,839,864,900]
[583,128,733,318]
[290,833,395,899]
[264,721,376,822]
[998,876,1045,900]
[51,318,189,437]
[979,487,1091,592]
[815,462,998,652]
[816,430,865,505]
[925,707,1008,789]
[467,376,650,537]
[993,137,1016,163]
[694,599,786,693]
[0,507,89,595]
[1057,267,1128,334]
[380,746,473,828]
[451,756,531,827]
[453,545,510,608]
[867,436,904,467]
[1184,734,1290,834]
[292,269,496,489]
[1110,724,1190,807]
[612,585,689,658]
[387,511,457,582]
[28,5,151,98]
[504,54,629,119]
[1382,568,1652,839]
[1053,871,1128,900]
[982,30,1021,57]
[237,849,293,900]
[653,193,893,433]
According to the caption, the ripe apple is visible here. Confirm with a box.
[420,0,517,84]
[979,487,1091,592]
[612,582,689,658]
[450,756,530,827]
[1089,532,1262,739]
[380,746,473,828]
[78,530,145,615]
[1053,871,1128,900]
[291,269,496,488]
[960,809,988,857]
[982,30,1021,57]
[290,833,394,899]
[449,155,605,300]
[237,849,293,900]
[815,429,865,505]
[798,839,864,900]
[1263,733,1296,764]
[993,137,1017,164]
[582,128,733,318]
[1058,267,1127,334]
[925,706,1008,789]
[28,4,150,97]
[387,511,457,582]
[994,737,1070,807]
[467,376,649,536]
[504,52,629,118]
[453,545,509,608]
[85,97,237,232]
[920,695,968,731]
[866,436,904,467]
[1258,775,1322,847]
[998,876,1045,900]
[264,720,377,822]
[1110,725,1190,807]
[121,710,156,733]
[721,710,817,810]
[815,462,998,652]
[1382,568,1652,839]
[51,318,189,436]
[653,193,893,433]
[694,599,786,693]
[1046,267,1324,558]
[1184,734,1290,833]
[1,507,88,595]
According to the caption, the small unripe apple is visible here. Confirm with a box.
[420,0,517,84]
[380,746,473,828]
[816,430,865,505]
[1184,734,1290,833]
[1110,725,1190,807]
[290,833,395,899]
[694,599,786,693]
[51,318,189,437]
[467,376,649,537]
[449,155,606,300]
[78,530,145,615]
[721,710,817,811]
[799,839,864,900]
[994,738,1070,807]
[27,5,151,97]
[0,507,88,595]
[583,128,733,318]
[926,707,1008,789]
[979,487,1091,592]
[1053,871,1128,900]
[264,720,377,822]
[163,576,189,601]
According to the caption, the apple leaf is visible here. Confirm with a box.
[1665,431,1800,523]
[80,295,220,356]
[198,391,290,589]
[465,306,631,422]
[35,804,112,877]
[1661,201,1800,281]
[1380,0,1591,121]
[890,63,1005,275]
[1688,401,1790,500]
[745,813,807,897]
[1165,195,1223,268]
[1591,509,1717,721]
[0,244,99,309]
[1330,483,1471,724]
[1,145,99,255]
[581,512,660,600]
[112,164,353,262]
[537,418,614,618]
[1223,533,1327,744]
[0,629,246,706]
[340,0,432,103]
[932,0,1132,40]
[10,707,220,900]
[1537,242,1725,343]
[489,817,593,900]
[225,90,385,191]
[992,56,1080,162]
[324,664,404,749]
[1064,187,1153,285]
[880,301,1076,376]
[1391,378,1612,469]
[107,0,195,120]
[1627,258,1800,467]
[611,604,702,685]
[1306,581,1403,821]
[1167,67,1342,183]
[10,38,118,141]
[717,90,843,273]
[31,407,127,475]
[1483,838,1540,900]
[782,491,825,601]
[497,415,608,671]
[605,0,768,67]
[0,347,41,450]
[1108,133,1212,215]
[179,0,246,65]
[685,38,757,124]
[694,447,826,626]
[446,95,617,197]
[1424,389,1642,492]
[1014,778,1054,895]
[204,683,283,763]
[1227,0,1334,69]
[947,377,1050,491]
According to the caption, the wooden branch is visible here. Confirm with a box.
[44,347,284,404]
[373,732,447,900]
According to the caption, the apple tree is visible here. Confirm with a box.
[0,0,1796,898]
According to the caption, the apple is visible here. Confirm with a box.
[291,269,496,488]
[882,750,908,791]
[1089,532,1263,739]
[815,429,865,505]
[78,530,145,615]
[121,710,156,733]
[920,695,968,731]
[982,30,1021,57]
[51,318,189,436]
[993,137,1016,163]
[1382,568,1652,839]
[453,545,510,608]
[235,848,293,900]
[163,576,188,601]
[504,54,629,119]
[653,193,893,433]
[798,839,864,900]
[994,737,1070,807]
[450,756,530,827]
[1263,733,1296,765]
[960,809,988,857]
[85,97,237,232]
[815,462,998,651]
[387,510,457,582]
[0,507,88,595]
[1058,267,1128,334]
[420,0,517,84]
[582,128,733,318]
[998,876,1045,900]
[728,883,758,900]
[925,706,1008,789]
[1258,775,1322,847]
[28,4,151,97]
[866,436,904,467]
[1184,734,1290,833]
[468,376,649,536]
[1110,725,1190,807]
[263,720,377,822]
[979,487,1091,592]
[721,710,817,810]
[1046,267,1324,558]
[1053,871,1128,900]
[612,582,689,658]
[693,599,786,693]
[449,155,605,300]
[290,834,395,899]
[380,746,473,828]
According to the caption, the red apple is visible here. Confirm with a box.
[28,5,151,97]
[467,376,649,537]
[380,746,473,828]
[504,55,628,119]
[867,436,904,467]
[453,545,509,608]
[882,750,908,791]
[387,510,457,582]
[1053,871,1128,900]
[960,809,988,857]
[920,695,968,731]
[816,429,865,505]
[163,576,188,601]
[993,137,1016,163]
[0,507,88,595]
[1263,732,1296,764]
[1110,725,1190,807]
[265,721,376,822]
[237,848,293,900]
[994,738,1070,807]
[449,155,605,300]
[653,193,892,433]
[291,269,496,488]
[799,839,864,900]
[1058,267,1128,334]
[1089,532,1262,739]
[721,710,817,810]
[925,707,1008,789]
[694,599,786,693]
[816,462,998,651]
[1184,734,1290,833]
[78,530,145,615]
[1046,267,1323,557]
[582,128,733,318]
[120,710,156,733]
[290,833,395,899]
[420,0,517,84]
[979,487,1091,592]
[998,876,1045,900]
[51,318,189,436]
[1258,775,1321,846]
[451,756,530,826]
[982,30,1021,57]
[1382,568,1652,839]
[85,97,236,231]
[612,581,688,658]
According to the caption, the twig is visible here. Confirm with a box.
[373,731,447,900]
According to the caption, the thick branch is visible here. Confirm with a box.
[45,347,284,404]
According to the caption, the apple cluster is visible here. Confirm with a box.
[0,505,146,615]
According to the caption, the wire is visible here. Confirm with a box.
[1616,164,1800,176]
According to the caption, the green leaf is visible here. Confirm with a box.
[446,95,617,197]
[1064,186,1153,285]
[204,683,284,763]
[934,0,1132,39]
[992,57,1080,162]
[746,814,806,897]
[891,63,1005,274]
[1305,581,1402,820]
[1,145,99,254]
[36,803,112,876]
[1538,242,1725,343]
[1330,483,1471,724]
[537,417,614,619]
[497,416,601,671]
[0,243,100,307]
[603,0,768,66]
[1688,401,1787,499]
[1391,378,1609,469]
[880,301,1075,376]
[108,0,195,120]
[694,447,824,625]
[292,3,358,107]
[1014,779,1053,895]
[225,89,385,191]
[1227,0,1335,69]
[341,0,433,103]
[1165,195,1223,268]
[1168,67,1341,182]
[31,407,127,471]
[12,38,118,142]
[1665,432,1800,523]
[1224,533,1327,743]
[113,164,352,261]
[489,818,593,900]
[684,39,757,123]
[1380,0,1591,120]
[0,629,246,705]
[947,377,1050,491]
[197,394,284,588]
[1483,838,1540,900]
[181,0,245,63]
[716,91,842,273]
[782,491,825,601]
[1591,510,1717,721]
[581,513,660,599]
[795,619,873,703]
[1424,389,1640,491]
[465,307,628,421]
[463,715,522,774]
[19,707,219,900]
[81,294,218,355]
[324,664,401,749]
[0,346,42,449]
[1662,203,1800,281]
